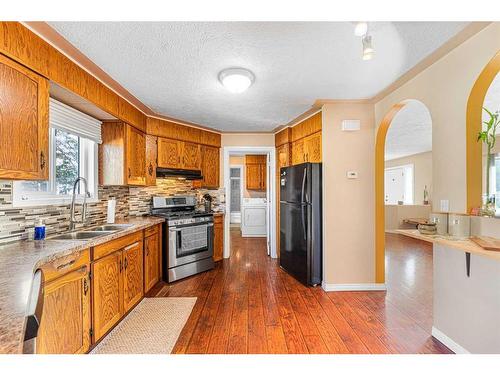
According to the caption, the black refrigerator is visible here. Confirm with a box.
[279,162,322,286]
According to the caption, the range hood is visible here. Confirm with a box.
[156,167,203,180]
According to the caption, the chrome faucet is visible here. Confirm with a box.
[69,177,89,231]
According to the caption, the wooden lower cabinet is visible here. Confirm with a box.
[37,265,91,354]
[122,240,144,312]
[92,251,123,343]
[144,230,160,293]
[213,214,224,262]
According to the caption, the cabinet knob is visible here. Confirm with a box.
[148,163,153,176]
[83,278,89,295]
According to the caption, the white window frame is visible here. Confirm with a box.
[13,100,100,207]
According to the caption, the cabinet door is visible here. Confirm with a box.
[92,251,123,342]
[213,214,224,262]
[144,233,160,293]
[145,135,157,186]
[277,143,291,170]
[37,266,90,354]
[0,54,49,180]
[126,125,146,185]
[246,164,262,190]
[181,141,201,170]
[291,139,305,165]
[304,132,322,162]
[201,145,220,188]
[123,240,144,313]
[157,138,181,168]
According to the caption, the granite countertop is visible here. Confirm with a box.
[0,216,164,354]
[396,229,500,261]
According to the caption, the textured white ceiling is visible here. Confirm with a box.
[49,22,468,132]
[385,100,432,161]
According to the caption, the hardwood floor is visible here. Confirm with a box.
[150,230,452,354]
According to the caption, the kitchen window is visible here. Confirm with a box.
[13,99,101,207]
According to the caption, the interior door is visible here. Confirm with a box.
[92,251,122,342]
[123,240,144,313]
[385,167,405,204]
[37,266,90,354]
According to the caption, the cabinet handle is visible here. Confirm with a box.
[124,241,139,251]
[40,151,46,170]
[56,259,76,270]
[124,257,128,270]
[128,167,132,179]
[83,277,89,295]
[119,259,123,273]
[148,162,153,176]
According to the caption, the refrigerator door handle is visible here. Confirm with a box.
[301,167,307,203]
[301,205,307,240]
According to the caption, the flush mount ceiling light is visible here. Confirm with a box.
[354,22,368,37]
[362,35,375,60]
[218,68,255,93]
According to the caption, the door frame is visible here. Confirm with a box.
[223,146,277,259]
[228,164,244,223]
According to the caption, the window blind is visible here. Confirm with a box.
[49,98,102,143]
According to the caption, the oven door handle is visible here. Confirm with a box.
[169,223,213,231]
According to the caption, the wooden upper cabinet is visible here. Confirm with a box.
[125,125,146,186]
[0,54,49,180]
[99,121,146,186]
[201,145,219,189]
[145,135,157,186]
[118,98,146,132]
[92,251,123,343]
[157,137,181,168]
[181,141,201,170]
[144,231,160,293]
[122,240,144,313]
[246,155,267,191]
[291,139,305,165]
[304,132,322,163]
[277,143,291,172]
[37,265,91,354]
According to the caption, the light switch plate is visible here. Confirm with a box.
[440,199,449,212]
[347,171,358,179]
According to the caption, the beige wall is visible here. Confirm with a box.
[375,23,500,214]
[229,155,266,198]
[219,133,275,187]
[322,103,375,285]
[385,151,433,205]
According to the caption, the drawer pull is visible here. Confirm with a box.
[124,257,128,270]
[124,242,139,251]
[56,259,76,270]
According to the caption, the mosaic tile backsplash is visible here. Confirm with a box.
[0,179,224,244]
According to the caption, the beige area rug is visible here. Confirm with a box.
[91,297,196,354]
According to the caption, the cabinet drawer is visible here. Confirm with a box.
[144,224,159,237]
[40,249,90,283]
[93,231,143,261]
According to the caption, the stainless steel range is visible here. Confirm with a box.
[152,195,214,282]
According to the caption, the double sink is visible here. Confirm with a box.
[50,224,133,240]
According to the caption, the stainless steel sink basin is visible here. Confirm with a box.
[50,231,114,240]
[88,224,133,232]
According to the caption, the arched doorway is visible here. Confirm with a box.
[375,100,432,283]
[466,50,500,212]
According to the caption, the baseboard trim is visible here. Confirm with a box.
[431,326,469,354]
[321,282,387,291]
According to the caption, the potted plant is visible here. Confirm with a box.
[477,107,500,216]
